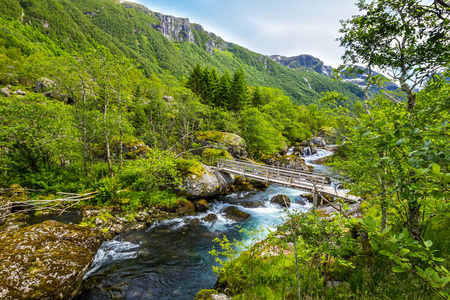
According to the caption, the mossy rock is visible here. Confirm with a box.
[195,199,210,212]
[194,131,247,159]
[231,176,256,192]
[177,158,206,176]
[270,194,291,208]
[310,156,331,165]
[201,213,218,223]
[195,289,219,300]
[261,155,309,172]
[223,206,251,221]
[176,200,195,216]
[196,131,244,146]
[0,220,103,299]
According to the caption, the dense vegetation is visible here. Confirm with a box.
[206,0,450,299]
[0,0,364,105]
[1,0,449,299]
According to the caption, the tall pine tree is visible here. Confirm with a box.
[186,64,203,95]
[252,86,263,108]
[230,67,249,111]
[200,67,214,104]
[215,70,231,109]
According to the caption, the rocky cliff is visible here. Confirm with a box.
[269,54,333,77]
[121,1,228,53]
[269,54,398,91]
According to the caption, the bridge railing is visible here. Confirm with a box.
[217,158,328,187]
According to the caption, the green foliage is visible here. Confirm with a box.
[230,67,249,111]
[210,212,360,299]
[119,150,182,192]
[330,67,450,299]
[201,148,232,166]
[240,108,286,156]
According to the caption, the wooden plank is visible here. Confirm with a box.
[219,158,325,180]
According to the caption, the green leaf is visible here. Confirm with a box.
[432,163,441,174]
[424,240,433,248]
[382,226,391,235]
[439,277,450,287]
[392,266,406,273]
[399,248,410,257]
[375,121,388,128]
[361,131,371,137]
[396,138,406,146]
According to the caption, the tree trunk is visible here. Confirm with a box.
[402,83,416,112]
[409,203,422,240]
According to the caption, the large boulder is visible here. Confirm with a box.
[311,137,327,147]
[270,194,291,208]
[181,164,234,199]
[263,155,310,172]
[35,77,56,93]
[222,206,251,221]
[0,220,103,300]
[194,131,247,159]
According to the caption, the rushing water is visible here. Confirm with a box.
[75,149,334,300]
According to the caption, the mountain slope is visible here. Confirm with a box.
[0,0,364,105]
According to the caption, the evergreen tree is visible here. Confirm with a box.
[252,86,263,108]
[186,64,203,95]
[230,67,249,111]
[215,70,231,109]
[200,67,214,104]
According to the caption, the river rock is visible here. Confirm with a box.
[233,200,265,208]
[176,200,195,215]
[222,206,251,221]
[0,220,103,300]
[270,194,291,208]
[201,213,218,223]
[184,218,200,226]
[181,164,234,199]
[294,196,307,206]
[195,199,210,212]
[193,131,248,159]
[311,137,327,147]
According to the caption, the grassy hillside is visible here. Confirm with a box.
[0,0,363,106]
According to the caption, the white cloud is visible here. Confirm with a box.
[139,0,361,67]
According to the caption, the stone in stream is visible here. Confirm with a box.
[201,213,218,223]
[222,206,251,221]
[0,220,103,300]
[270,194,291,208]
[181,165,235,199]
[294,195,307,206]
[311,136,327,147]
[195,199,210,212]
[232,200,266,208]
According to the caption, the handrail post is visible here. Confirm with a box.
[313,192,319,207]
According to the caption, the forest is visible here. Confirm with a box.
[0,0,449,299]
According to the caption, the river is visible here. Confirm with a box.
[75,149,335,300]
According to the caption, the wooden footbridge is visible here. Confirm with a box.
[216,159,360,205]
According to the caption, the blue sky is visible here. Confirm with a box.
[134,0,361,67]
